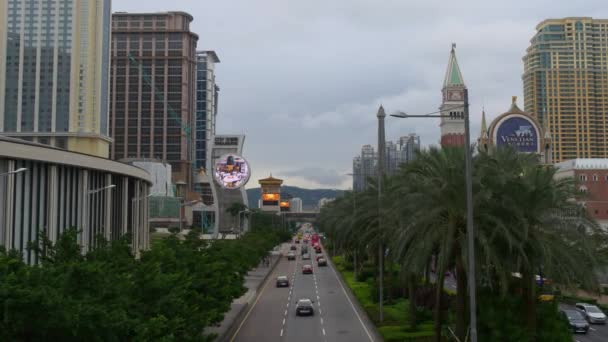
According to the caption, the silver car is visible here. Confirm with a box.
[302,253,311,260]
[576,303,607,324]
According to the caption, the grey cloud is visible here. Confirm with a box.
[115,0,608,189]
[278,168,348,188]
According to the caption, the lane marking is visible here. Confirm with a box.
[280,328,283,337]
[284,309,288,316]
[283,318,286,325]
[590,327,596,331]
[321,318,324,324]
[230,255,284,342]
[329,259,376,342]
[322,328,326,336]
[286,302,289,308]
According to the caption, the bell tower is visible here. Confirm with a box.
[440,44,466,146]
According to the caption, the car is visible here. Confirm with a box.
[316,254,324,261]
[287,252,296,260]
[561,309,589,333]
[295,298,315,316]
[295,239,300,244]
[290,245,297,250]
[576,303,607,324]
[317,258,327,266]
[276,276,289,287]
[315,246,322,253]
[302,253,311,260]
[301,246,308,255]
[302,264,313,274]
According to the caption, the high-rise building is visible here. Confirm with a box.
[523,17,608,162]
[195,50,220,173]
[109,12,198,187]
[352,134,420,190]
[0,0,112,157]
[439,44,466,147]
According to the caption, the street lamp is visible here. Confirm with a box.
[0,167,27,177]
[88,184,116,195]
[389,88,478,342]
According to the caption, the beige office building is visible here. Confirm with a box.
[0,0,112,157]
[523,17,608,162]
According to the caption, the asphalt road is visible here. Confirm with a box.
[232,243,377,342]
[559,304,608,342]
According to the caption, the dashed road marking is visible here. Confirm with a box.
[322,328,326,336]
[590,327,597,331]
[283,318,286,325]
[284,309,287,316]
[321,318,324,324]
[286,302,289,308]
[280,328,283,337]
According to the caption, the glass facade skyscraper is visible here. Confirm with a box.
[0,0,112,157]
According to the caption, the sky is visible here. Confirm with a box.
[115,0,608,190]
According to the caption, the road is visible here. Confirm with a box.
[559,304,608,342]
[231,242,377,342]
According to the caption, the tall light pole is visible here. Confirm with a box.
[0,167,27,177]
[376,105,386,323]
[390,88,477,341]
[88,184,116,195]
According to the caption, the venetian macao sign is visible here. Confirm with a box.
[494,116,539,153]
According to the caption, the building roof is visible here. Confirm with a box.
[555,159,608,171]
[480,109,488,139]
[443,44,465,88]
[197,50,221,63]
[258,174,284,184]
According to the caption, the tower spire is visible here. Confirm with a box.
[480,108,488,139]
[443,44,465,88]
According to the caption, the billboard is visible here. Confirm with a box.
[213,154,251,189]
[262,193,280,206]
[494,116,539,153]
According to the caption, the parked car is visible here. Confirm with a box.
[287,252,296,260]
[576,303,607,324]
[295,298,314,316]
[317,258,327,267]
[560,309,589,333]
[276,276,289,287]
[302,264,313,274]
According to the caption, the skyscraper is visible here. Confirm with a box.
[523,17,608,162]
[110,12,198,187]
[440,44,466,147]
[0,0,112,157]
[195,50,220,172]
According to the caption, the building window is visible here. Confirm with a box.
[593,174,599,181]
[579,174,587,181]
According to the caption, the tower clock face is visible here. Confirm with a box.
[449,91,463,101]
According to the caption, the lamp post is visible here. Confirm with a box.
[0,167,27,177]
[88,184,116,195]
[390,88,477,342]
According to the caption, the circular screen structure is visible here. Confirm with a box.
[214,154,251,189]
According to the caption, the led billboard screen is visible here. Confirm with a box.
[213,154,251,189]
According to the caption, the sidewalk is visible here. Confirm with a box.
[205,244,284,341]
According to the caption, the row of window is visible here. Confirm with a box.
[579,174,608,181]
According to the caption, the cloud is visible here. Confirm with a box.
[114,0,608,189]
[278,168,348,188]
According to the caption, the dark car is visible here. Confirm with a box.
[290,244,297,251]
[314,246,322,253]
[295,298,314,316]
[301,246,308,255]
[316,254,324,261]
[302,264,313,274]
[561,309,589,333]
[276,276,289,288]
[317,258,327,267]
[287,252,296,260]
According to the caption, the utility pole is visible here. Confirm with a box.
[377,105,386,322]
[463,89,477,342]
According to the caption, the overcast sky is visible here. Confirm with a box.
[115,0,608,190]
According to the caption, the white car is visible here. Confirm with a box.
[576,303,607,324]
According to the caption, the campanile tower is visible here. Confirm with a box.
[440,44,467,146]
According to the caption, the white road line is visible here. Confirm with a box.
[321,318,324,324]
[230,257,279,342]
[590,327,596,331]
[286,302,289,308]
[283,318,286,325]
[317,295,320,300]
[322,328,326,336]
[319,308,322,314]
[329,259,376,342]
[284,309,288,316]
[280,329,283,337]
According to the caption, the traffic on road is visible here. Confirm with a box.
[232,225,377,342]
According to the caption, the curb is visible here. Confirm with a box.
[215,246,282,342]
[327,255,385,342]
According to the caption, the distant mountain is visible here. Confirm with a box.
[246,186,344,210]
